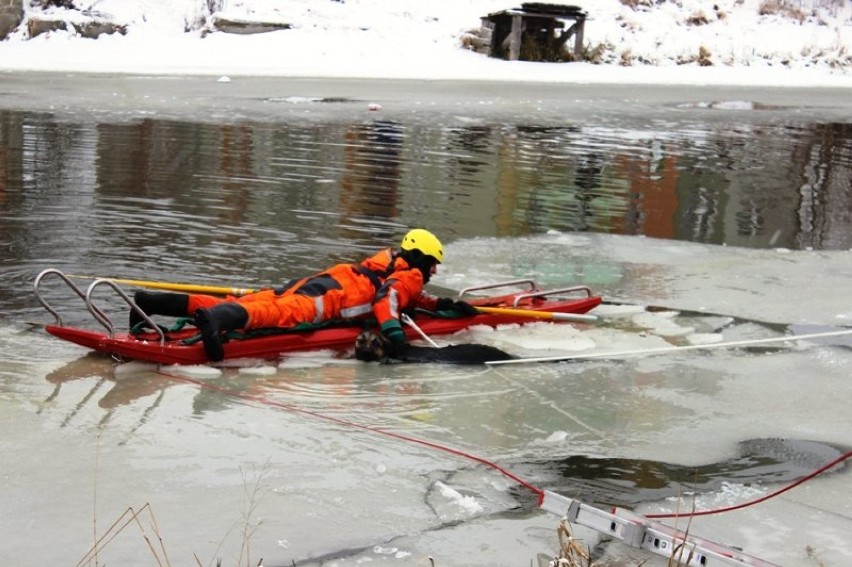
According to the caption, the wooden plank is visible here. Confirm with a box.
[508,14,522,61]
[573,18,584,59]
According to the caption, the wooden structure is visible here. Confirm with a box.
[481,3,587,62]
[0,0,23,40]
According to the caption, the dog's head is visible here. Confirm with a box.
[354,330,391,362]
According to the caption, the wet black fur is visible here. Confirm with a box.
[355,330,514,365]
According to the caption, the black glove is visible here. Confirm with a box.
[435,298,479,316]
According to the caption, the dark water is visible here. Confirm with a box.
[510,438,848,510]
[2,78,852,326]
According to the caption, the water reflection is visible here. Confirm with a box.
[339,120,403,243]
[2,108,852,318]
[43,354,170,414]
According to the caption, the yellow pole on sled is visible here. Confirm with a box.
[67,275,257,296]
[475,306,598,323]
[67,276,598,322]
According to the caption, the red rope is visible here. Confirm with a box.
[157,370,849,514]
[157,370,546,504]
[646,450,852,519]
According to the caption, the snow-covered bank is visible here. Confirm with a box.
[1,0,850,87]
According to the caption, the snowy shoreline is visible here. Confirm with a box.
[1,0,850,89]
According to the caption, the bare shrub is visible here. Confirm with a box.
[31,0,76,7]
[519,35,545,61]
[758,0,807,23]
[686,11,711,25]
[519,35,572,62]
[675,45,713,66]
[583,40,615,64]
[619,0,659,11]
[460,28,490,53]
[697,45,713,66]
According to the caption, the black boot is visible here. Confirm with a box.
[193,303,249,362]
[130,291,190,329]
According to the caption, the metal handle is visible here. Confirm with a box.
[512,285,592,307]
[86,279,165,345]
[34,268,108,326]
[458,279,539,299]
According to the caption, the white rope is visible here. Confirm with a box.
[485,328,852,366]
[489,365,608,438]
[401,313,440,348]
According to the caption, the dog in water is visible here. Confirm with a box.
[355,330,514,365]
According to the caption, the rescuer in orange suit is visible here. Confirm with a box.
[130,228,477,361]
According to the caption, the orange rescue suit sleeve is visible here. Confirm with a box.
[372,265,440,332]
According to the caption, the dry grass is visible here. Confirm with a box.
[697,45,713,66]
[75,503,171,567]
[79,451,270,567]
[685,11,711,26]
[583,41,617,64]
[806,545,827,566]
[539,490,698,567]
[541,517,653,567]
[619,0,657,10]
[758,0,808,22]
[459,28,490,53]
[665,494,698,567]
[675,45,713,66]
[544,519,596,567]
[192,462,270,567]
[518,35,579,62]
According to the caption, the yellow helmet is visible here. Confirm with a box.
[400,228,443,263]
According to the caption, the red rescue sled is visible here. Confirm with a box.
[35,270,602,365]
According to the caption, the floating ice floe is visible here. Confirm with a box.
[238,365,278,376]
[632,311,695,337]
[159,364,222,379]
[685,332,725,345]
[114,360,158,376]
[433,481,483,514]
[591,303,647,317]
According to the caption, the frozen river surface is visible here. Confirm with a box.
[0,75,851,566]
[3,234,851,566]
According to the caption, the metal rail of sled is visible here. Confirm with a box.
[34,271,603,364]
[34,268,168,344]
[542,491,779,566]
